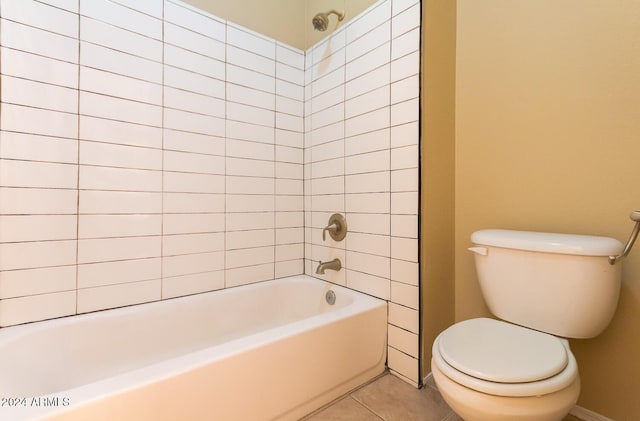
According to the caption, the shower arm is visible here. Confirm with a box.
[326,9,345,21]
[608,211,640,265]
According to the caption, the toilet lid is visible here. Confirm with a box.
[438,318,568,383]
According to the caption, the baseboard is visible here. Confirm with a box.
[570,406,614,421]
[422,372,434,388]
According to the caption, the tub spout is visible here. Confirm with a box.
[316,258,342,274]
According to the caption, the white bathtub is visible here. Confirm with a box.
[0,275,387,420]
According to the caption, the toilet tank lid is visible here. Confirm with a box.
[471,229,624,256]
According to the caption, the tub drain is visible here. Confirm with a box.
[325,290,336,305]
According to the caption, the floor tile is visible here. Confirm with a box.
[304,396,382,421]
[443,413,463,421]
[301,373,585,421]
[351,374,454,421]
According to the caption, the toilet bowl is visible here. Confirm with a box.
[431,318,580,421]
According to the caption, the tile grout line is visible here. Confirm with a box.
[345,395,386,420]
[348,394,387,420]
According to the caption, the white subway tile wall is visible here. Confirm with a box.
[305,0,421,384]
[78,0,164,313]
[163,1,226,298]
[0,0,79,323]
[0,0,419,383]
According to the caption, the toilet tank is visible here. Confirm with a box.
[470,229,624,339]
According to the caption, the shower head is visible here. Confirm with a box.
[312,10,345,32]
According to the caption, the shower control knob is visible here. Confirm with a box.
[322,213,347,242]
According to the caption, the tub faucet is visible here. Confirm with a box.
[316,258,342,274]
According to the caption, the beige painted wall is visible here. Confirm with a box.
[456,1,640,419]
[419,0,456,377]
[183,0,375,50]
[184,0,305,49]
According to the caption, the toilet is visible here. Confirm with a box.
[431,229,624,421]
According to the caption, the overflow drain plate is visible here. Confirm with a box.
[325,290,336,305]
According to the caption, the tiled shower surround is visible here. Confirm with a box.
[0,0,420,383]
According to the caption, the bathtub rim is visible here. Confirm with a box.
[0,275,381,341]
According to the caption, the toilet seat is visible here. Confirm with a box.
[433,318,579,397]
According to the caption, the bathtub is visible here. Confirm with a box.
[0,275,387,420]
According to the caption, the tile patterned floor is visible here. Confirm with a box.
[301,372,583,421]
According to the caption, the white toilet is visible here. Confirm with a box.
[431,229,624,421]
